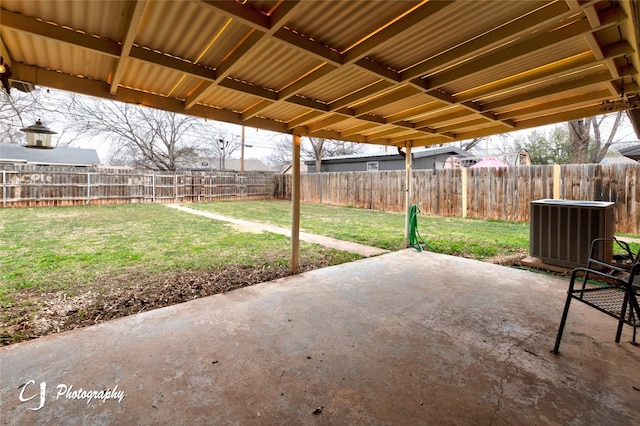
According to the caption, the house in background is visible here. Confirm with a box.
[618,144,640,162]
[280,162,308,174]
[0,143,100,167]
[305,146,471,173]
[176,157,276,173]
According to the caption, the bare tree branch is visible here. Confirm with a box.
[65,98,210,170]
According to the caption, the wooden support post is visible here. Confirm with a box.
[553,164,561,199]
[403,142,412,248]
[240,125,245,174]
[291,134,301,274]
[461,167,467,218]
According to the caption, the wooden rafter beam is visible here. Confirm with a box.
[287,111,326,129]
[325,1,595,131]
[482,67,635,111]
[342,1,453,64]
[434,118,489,134]
[244,1,456,123]
[339,123,379,137]
[0,8,218,82]
[420,9,626,91]
[185,0,305,109]
[455,42,632,104]
[566,0,622,96]
[0,8,120,57]
[109,0,147,95]
[199,0,270,29]
[400,1,569,81]
[496,89,613,120]
[10,62,289,134]
[352,86,420,116]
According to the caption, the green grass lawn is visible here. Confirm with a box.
[190,200,533,259]
[0,203,359,306]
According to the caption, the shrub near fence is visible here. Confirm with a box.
[274,163,640,234]
[0,165,274,208]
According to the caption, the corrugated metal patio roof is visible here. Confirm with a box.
[1,0,639,146]
[619,143,640,160]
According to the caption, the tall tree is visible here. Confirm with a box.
[510,127,571,165]
[266,136,294,170]
[266,136,364,171]
[303,137,363,172]
[568,111,624,163]
[66,97,209,170]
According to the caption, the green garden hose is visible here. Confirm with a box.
[408,204,437,252]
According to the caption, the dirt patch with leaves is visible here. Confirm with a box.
[1,261,331,346]
[1,252,533,346]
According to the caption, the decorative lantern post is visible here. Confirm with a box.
[20,119,57,149]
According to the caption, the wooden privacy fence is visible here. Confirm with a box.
[1,166,274,208]
[274,163,640,234]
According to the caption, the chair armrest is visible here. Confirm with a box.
[570,267,627,288]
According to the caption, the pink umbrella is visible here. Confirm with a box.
[469,157,509,168]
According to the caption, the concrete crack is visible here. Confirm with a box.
[489,331,542,426]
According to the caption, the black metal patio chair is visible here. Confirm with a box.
[552,238,640,354]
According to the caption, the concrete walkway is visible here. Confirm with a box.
[617,235,640,244]
[165,203,389,257]
[1,250,638,425]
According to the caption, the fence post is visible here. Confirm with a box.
[174,174,178,203]
[553,164,561,199]
[86,173,91,205]
[461,167,467,218]
[152,174,156,203]
[2,170,6,209]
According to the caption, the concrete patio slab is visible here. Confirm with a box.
[1,250,639,425]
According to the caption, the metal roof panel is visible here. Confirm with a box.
[2,0,639,144]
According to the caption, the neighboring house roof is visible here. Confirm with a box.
[305,146,470,165]
[176,157,276,172]
[618,144,640,161]
[0,143,100,166]
[281,162,308,174]
[469,157,509,168]
[600,155,638,164]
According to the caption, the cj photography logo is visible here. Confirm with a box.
[18,380,125,411]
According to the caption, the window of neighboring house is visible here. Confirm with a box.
[366,161,379,171]
[201,161,209,167]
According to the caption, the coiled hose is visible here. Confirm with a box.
[408,204,437,252]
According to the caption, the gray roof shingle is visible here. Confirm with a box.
[0,143,100,166]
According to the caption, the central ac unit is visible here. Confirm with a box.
[530,199,615,269]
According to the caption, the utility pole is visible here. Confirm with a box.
[218,138,226,171]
